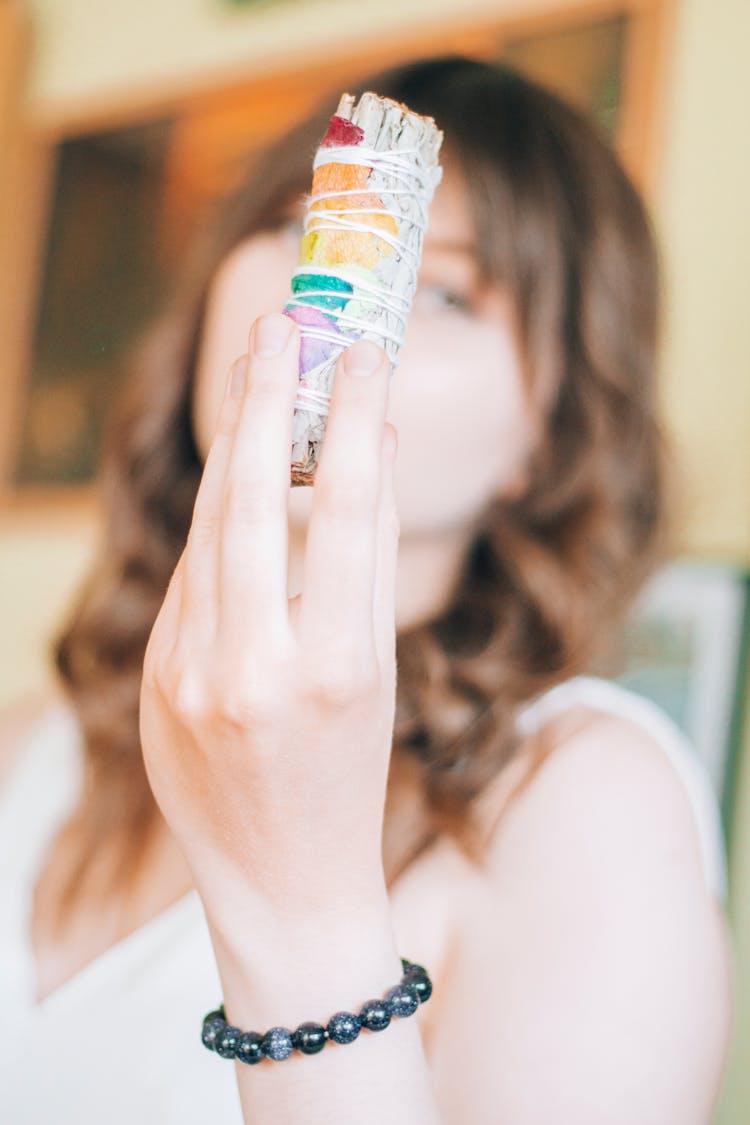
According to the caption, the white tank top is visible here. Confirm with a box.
[0,678,728,1124]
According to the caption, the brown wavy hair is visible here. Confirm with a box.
[51,55,668,925]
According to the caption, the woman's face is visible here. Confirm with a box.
[191,161,539,538]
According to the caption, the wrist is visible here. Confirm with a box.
[206,893,402,1030]
[196,856,391,940]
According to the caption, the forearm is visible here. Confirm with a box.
[207,891,442,1125]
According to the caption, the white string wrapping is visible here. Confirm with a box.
[284,94,443,483]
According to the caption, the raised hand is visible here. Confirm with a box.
[139,312,400,931]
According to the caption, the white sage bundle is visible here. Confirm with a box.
[283,91,443,485]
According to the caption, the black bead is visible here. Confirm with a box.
[201,1016,226,1050]
[385,982,420,1018]
[215,1025,242,1059]
[202,959,429,1063]
[403,967,433,1004]
[359,998,391,1032]
[292,1022,328,1055]
[236,1031,265,1065]
[262,1026,294,1061]
[327,1011,361,1044]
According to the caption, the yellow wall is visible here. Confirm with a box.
[0,501,100,707]
[25,0,585,128]
[653,10,750,1108]
[653,0,750,565]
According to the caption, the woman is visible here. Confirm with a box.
[0,56,732,1123]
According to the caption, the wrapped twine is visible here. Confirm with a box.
[283,91,443,484]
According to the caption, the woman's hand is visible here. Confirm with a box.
[139,312,399,931]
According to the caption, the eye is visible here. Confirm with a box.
[414,283,474,316]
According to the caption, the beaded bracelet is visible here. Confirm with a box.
[201,957,433,1065]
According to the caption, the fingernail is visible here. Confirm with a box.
[227,355,248,397]
[253,312,294,358]
[344,338,382,377]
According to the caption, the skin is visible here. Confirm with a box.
[8,165,733,1122]
[191,164,539,633]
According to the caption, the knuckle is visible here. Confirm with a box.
[304,658,379,709]
[214,663,286,729]
[150,654,286,732]
[222,477,276,525]
[247,373,281,403]
[217,686,281,730]
[171,666,211,723]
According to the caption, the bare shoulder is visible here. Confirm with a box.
[488,703,720,895]
[0,685,63,790]
[426,705,733,1125]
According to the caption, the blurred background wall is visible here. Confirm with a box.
[1,0,748,1118]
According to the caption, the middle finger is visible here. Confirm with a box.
[298,338,391,667]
